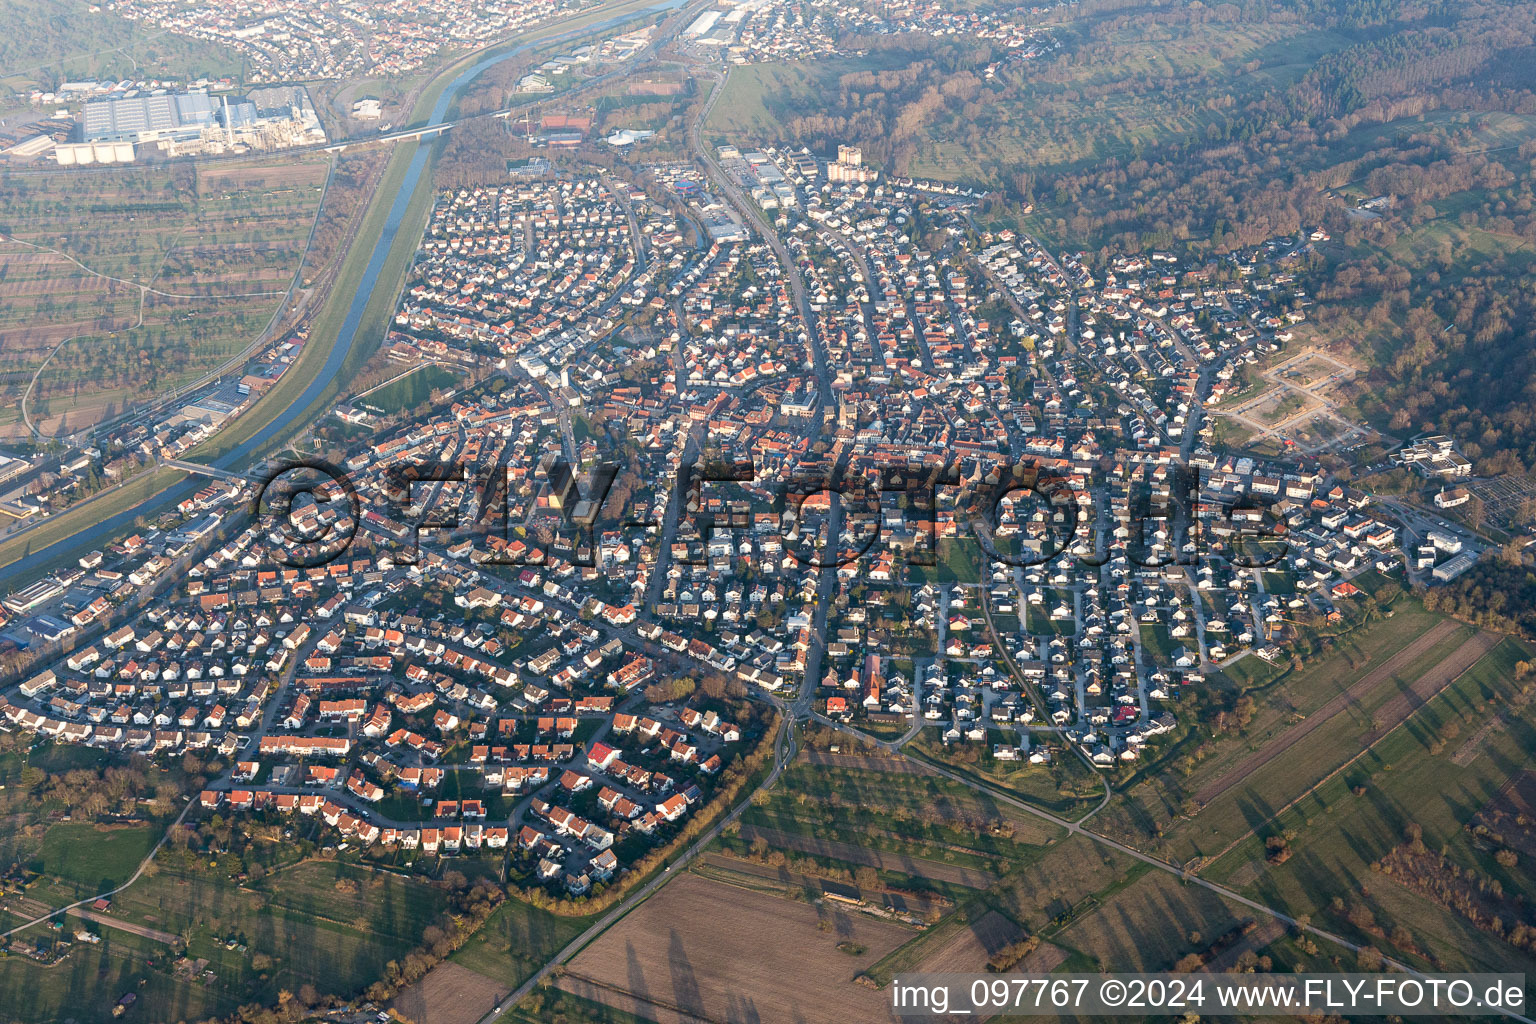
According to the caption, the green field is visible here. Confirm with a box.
[360,364,465,414]
[1220,652,1287,689]
[0,742,175,904]
[0,924,227,1024]
[1093,602,1465,851]
[33,822,157,894]
[704,57,905,145]
[0,0,243,100]
[696,758,1165,992]
[921,22,1349,183]
[990,834,1145,933]
[1198,637,1536,974]
[138,859,440,1000]
[856,834,1259,978]
[1383,208,1533,271]
[720,754,1069,908]
[860,894,990,985]
[1050,869,1248,972]
[450,898,591,988]
[0,855,452,1023]
[856,834,1185,982]
[906,537,985,586]
[0,156,329,436]
[755,757,1059,839]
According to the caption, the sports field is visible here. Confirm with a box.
[361,363,465,414]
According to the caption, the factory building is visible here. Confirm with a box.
[58,87,325,165]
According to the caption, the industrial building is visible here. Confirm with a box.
[54,141,138,165]
[59,87,325,164]
[82,92,215,144]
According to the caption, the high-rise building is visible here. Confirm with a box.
[828,144,875,183]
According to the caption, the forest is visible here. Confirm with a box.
[1011,2,1536,479]
[0,0,243,100]
[1427,559,1536,642]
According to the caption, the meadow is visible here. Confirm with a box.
[0,156,328,437]
[34,821,157,894]
[1091,600,1472,854]
[0,855,451,1022]
[735,757,1061,875]
[449,895,590,988]
[1109,635,1535,982]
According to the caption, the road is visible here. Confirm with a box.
[462,59,1502,1024]
[14,23,1525,1024]
[0,0,726,936]
[473,49,848,1024]
[162,458,260,483]
[686,65,844,718]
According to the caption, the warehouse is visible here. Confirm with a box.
[82,92,215,144]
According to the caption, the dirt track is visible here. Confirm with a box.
[1195,619,1463,805]
[66,907,179,945]
[1360,630,1502,746]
